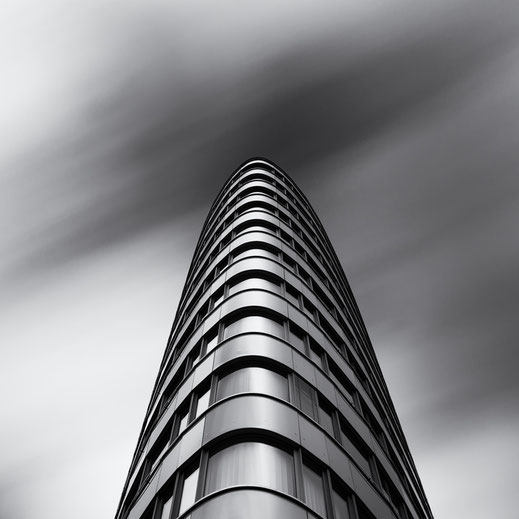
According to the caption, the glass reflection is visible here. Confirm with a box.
[160,495,173,519]
[178,468,199,515]
[319,405,335,438]
[205,442,295,496]
[332,487,350,519]
[216,367,288,401]
[228,277,281,297]
[302,464,327,518]
[224,315,284,339]
[195,388,211,418]
[205,332,218,355]
[232,247,279,264]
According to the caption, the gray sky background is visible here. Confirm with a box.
[1,1,518,518]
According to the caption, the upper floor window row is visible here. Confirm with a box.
[196,178,330,271]
[184,217,348,329]
[170,266,374,409]
[212,166,313,229]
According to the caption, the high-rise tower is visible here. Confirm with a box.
[115,159,433,519]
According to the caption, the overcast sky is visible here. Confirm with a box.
[1,1,519,518]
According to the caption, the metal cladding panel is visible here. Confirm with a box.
[213,335,293,370]
[298,416,329,465]
[203,396,300,445]
[190,490,307,519]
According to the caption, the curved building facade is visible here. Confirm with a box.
[115,159,434,519]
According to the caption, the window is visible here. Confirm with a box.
[299,267,312,287]
[228,276,281,297]
[194,386,211,419]
[216,366,288,401]
[303,298,316,321]
[204,328,219,355]
[205,442,295,496]
[309,341,324,368]
[302,462,327,517]
[318,400,336,438]
[356,502,375,519]
[224,314,284,339]
[296,377,317,421]
[288,324,306,353]
[211,288,225,309]
[176,407,190,438]
[159,495,173,519]
[178,467,200,516]
[280,229,293,245]
[232,246,279,264]
[283,254,296,272]
[331,486,351,519]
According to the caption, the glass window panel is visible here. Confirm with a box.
[303,300,315,320]
[178,468,199,516]
[195,388,211,418]
[205,332,218,355]
[205,442,295,496]
[302,464,327,518]
[224,315,284,339]
[228,277,281,297]
[236,224,274,236]
[216,367,288,401]
[319,405,335,438]
[283,255,296,272]
[298,379,316,419]
[160,495,173,519]
[332,488,350,519]
[177,408,189,437]
[233,248,278,263]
